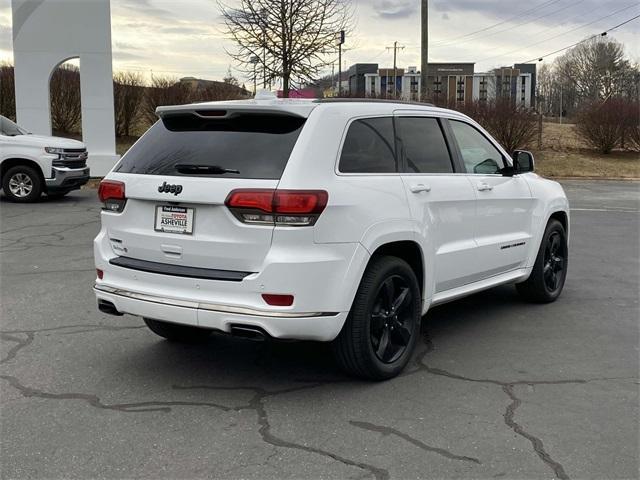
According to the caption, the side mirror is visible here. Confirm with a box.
[512,150,535,174]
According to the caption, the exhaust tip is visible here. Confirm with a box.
[229,325,268,341]
[98,299,123,316]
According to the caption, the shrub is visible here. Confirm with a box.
[456,98,538,153]
[0,63,15,121]
[575,99,626,154]
[620,101,640,151]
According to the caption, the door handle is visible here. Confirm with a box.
[410,184,431,193]
[477,182,493,192]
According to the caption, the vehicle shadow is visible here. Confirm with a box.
[117,284,525,388]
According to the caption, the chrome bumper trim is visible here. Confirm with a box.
[94,284,338,318]
[45,166,90,187]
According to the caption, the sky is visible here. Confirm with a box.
[0,0,638,85]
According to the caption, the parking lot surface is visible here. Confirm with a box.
[1,180,638,480]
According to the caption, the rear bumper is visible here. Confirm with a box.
[94,284,348,341]
[45,166,90,192]
[94,229,370,341]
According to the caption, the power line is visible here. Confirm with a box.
[522,14,640,63]
[430,0,561,46]
[476,3,639,64]
[432,0,587,49]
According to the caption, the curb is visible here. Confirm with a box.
[545,176,640,181]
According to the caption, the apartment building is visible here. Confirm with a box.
[351,62,536,108]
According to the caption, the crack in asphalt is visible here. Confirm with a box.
[0,333,35,365]
[1,323,634,480]
[0,325,144,365]
[0,374,233,413]
[501,384,568,480]
[349,420,481,465]
[176,384,390,480]
[408,332,637,480]
[0,324,388,480]
[0,219,99,252]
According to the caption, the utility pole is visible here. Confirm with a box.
[559,82,563,125]
[420,0,428,101]
[386,41,405,98]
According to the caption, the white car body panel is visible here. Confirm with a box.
[94,98,569,341]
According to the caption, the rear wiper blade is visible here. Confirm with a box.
[175,164,240,175]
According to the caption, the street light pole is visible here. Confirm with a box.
[335,30,345,97]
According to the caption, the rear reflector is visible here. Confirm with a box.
[96,268,104,280]
[225,189,328,226]
[262,294,294,307]
[98,180,126,213]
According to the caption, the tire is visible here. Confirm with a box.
[332,255,422,380]
[143,318,209,343]
[516,219,568,303]
[47,190,71,199]
[2,165,43,202]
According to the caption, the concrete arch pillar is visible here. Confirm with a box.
[12,0,119,175]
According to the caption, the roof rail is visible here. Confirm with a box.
[314,98,435,107]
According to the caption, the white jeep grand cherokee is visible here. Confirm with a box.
[94,96,569,380]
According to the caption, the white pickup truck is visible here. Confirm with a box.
[0,115,90,202]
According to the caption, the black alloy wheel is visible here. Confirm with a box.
[516,218,568,303]
[370,275,415,364]
[543,231,565,293]
[332,255,421,380]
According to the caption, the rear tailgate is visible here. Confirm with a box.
[101,110,308,273]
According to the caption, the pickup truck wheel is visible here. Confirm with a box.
[2,165,42,202]
[143,318,209,343]
[516,219,568,303]
[332,256,421,380]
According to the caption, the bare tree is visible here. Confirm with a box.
[219,0,352,97]
[141,76,191,128]
[556,37,637,104]
[50,64,82,134]
[113,71,145,137]
[223,66,240,86]
[0,63,16,121]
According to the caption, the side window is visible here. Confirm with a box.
[395,117,453,173]
[449,120,505,174]
[339,117,397,173]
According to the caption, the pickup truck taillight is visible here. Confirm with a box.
[98,180,126,213]
[225,189,328,226]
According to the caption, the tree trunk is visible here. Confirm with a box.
[282,71,290,98]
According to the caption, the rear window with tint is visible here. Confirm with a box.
[115,113,306,179]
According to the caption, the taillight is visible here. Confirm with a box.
[98,180,126,213]
[225,189,328,226]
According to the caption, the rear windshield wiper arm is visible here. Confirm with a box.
[175,164,240,175]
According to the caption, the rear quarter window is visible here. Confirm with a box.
[338,117,397,173]
[115,113,306,179]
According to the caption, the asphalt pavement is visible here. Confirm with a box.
[1,180,638,480]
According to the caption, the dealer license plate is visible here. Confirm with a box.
[154,205,194,234]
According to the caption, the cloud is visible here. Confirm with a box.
[371,0,417,19]
[116,0,173,20]
[441,12,449,21]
